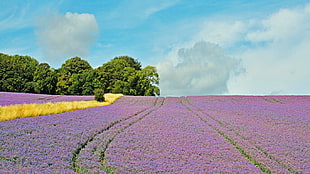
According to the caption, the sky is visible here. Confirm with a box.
[1,0,310,96]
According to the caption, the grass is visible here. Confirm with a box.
[0,93,123,121]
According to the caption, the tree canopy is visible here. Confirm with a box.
[0,53,160,96]
[97,56,160,96]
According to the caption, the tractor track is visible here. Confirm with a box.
[72,97,166,173]
[180,96,298,174]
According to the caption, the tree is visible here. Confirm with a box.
[113,56,141,70]
[112,80,130,94]
[97,56,160,96]
[56,70,72,95]
[97,57,135,93]
[94,88,105,102]
[60,56,92,74]
[56,57,92,95]
[33,63,57,94]
[0,53,39,92]
[136,66,160,96]
[68,70,103,95]
[0,53,160,96]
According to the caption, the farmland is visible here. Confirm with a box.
[0,94,309,173]
[0,92,122,121]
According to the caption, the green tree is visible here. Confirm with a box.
[113,56,141,70]
[0,53,39,92]
[33,63,57,94]
[112,80,130,94]
[60,56,92,74]
[56,70,72,95]
[56,57,92,95]
[94,88,105,102]
[68,70,103,95]
[0,53,160,96]
[97,56,160,96]
[97,57,132,92]
[136,66,160,96]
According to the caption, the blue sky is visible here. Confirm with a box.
[1,0,310,96]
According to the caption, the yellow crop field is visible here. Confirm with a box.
[0,93,123,121]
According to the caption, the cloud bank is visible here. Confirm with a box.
[35,12,99,64]
[158,3,310,96]
[229,3,310,94]
[158,41,243,96]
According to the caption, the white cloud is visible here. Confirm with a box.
[0,3,32,32]
[195,20,248,48]
[106,0,179,29]
[246,7,310,43]
[157,2,310,96]
[35,12,99,63]
[228,3,310,94]
[157,41,243,96]
[143,0,180,18]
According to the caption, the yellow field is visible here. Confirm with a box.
[0,93,123,121]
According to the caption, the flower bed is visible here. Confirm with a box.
[0,92,94,106]
[0,95,309,173]
[0,96,157,173]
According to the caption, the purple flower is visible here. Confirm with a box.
[1,94,309,173]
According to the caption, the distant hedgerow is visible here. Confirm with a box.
[94,89,105,102]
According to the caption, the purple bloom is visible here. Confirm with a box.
[0,94,309,173]
[0,92,94,106]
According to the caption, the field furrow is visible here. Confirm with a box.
[181,97,277,173]
[186,96,310,173]
[74,97,166,173]
[0,96,157,173]
[1,95,309,173]
[102,97,262,173]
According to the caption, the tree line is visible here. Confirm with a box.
[0,53,160,96]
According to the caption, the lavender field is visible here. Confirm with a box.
[0,94,309,173]
[0,92,94,106]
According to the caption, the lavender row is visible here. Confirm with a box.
[0,96,157,173]
[74,97,165,173]
[187,95,310,173]
[103,97,262,173]
[1,95,308,173]
[0,92,94,106]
